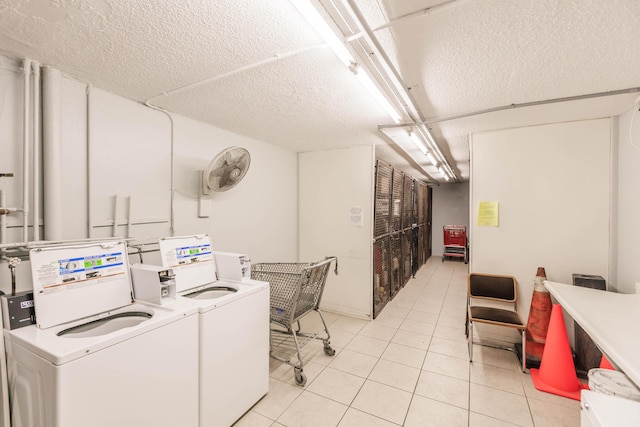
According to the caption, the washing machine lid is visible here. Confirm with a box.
[4,300,197,365]
[30,241,133,329]
[159,234,217,293]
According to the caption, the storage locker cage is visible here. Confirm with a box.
[373,160,432,318]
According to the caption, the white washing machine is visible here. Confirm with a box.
[4,241,199,427]
[158,235,270,427]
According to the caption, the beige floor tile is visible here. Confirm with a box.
[469,383,534,427]
[527,396,580,427]
[400,318,437,335]
[369,359,421,392]
[391,329,432,350]
[232,411,274,427]
[326,328,356,349]
[329,349,378,378]
[521,374,582,410]
[437,312,466,328]
[468,411,521,426]
[351,380,412,425]
[380,304,410,319]
[471,345,520,371]
[306,367,365,406]
[380,342,427,369]
[433,323,467,342]
[308,345,342,367]
[331,316,369,334]
[277,391,348,427]
[407,309,439,324]
[337,408,400,427]
[470,362,524,395]
[404,395,468,427]
[345,335,389,358]
[271,361,325,388]
[391,295,418,310]
[428,336,469,360]
[415,370,469,410]
[252,378,303,420]
[358,322,397,341]
[422,352,470,381]
[372,311,405,328]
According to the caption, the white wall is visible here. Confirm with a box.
[613,106,640,294]
[431,182,469,257]
[469,119,611,342]
[0,62,298,293]
[298,146,375,319]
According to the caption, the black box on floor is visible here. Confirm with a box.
[1,291,36,330]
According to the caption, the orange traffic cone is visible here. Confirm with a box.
[530,304,588,400]
[600,355,615,370]
[525,267,552,366]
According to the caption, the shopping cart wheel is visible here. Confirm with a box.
[294,368,307,386]
[323,345,336,356]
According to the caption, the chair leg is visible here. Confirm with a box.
[521,329,526,373]
[468,320,473,362]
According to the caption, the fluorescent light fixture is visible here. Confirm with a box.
[409,131,427,154]
[426,152,437,167]
[354,68,402,123]
[438,166,446,176]
[293,0,402,124]
[292,1,353,66]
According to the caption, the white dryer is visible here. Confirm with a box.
[158,235,270,427]
[4,241,199,427]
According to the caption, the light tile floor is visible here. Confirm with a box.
[235,257,581,427]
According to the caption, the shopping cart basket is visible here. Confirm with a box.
[251,256,338,386]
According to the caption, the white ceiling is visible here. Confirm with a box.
[0,0,639,183]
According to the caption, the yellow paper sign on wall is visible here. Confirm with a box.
[478,201,499,226]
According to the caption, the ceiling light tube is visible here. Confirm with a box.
[293,0,402,124]
[292,1,354,66]
[409,132,427,154]
[354,67,402,123]
[425,152,437,167]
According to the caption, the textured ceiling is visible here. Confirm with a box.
[0,0,639,183]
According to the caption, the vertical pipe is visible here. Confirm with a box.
[112,195,118,237]
[126,196,132,238]
[86,84,93,238]
[0,190,6,249]
[22,59,31,243]
[32,61,41,241]
[42,67,64,241]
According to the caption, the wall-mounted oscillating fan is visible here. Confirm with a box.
[202,147,251,194]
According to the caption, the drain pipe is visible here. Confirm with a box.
[42,67,64,241]
[32,61,41,241]
[22,59,31,243]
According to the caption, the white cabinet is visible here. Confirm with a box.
[581,390,640,426]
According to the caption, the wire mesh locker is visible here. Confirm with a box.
[374,160,392,238]
[389,234,402,298]
[373,237,391,318]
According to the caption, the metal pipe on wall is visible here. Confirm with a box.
[0,190,6,249]
[42,67,64,241]
[86,84,93,238]
[22,59,31,243]
[32,61,41,241]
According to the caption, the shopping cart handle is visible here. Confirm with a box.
[323,256,339,275]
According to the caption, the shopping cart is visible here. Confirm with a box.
[443,225,468,263]
[251,256,338,386]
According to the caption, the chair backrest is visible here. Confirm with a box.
[468,273,517,303]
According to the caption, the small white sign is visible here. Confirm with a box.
[350,206,364,227]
